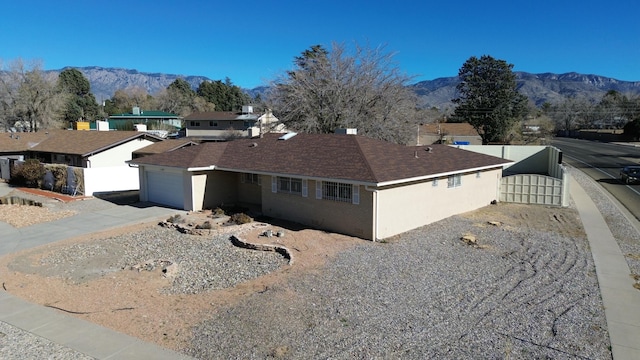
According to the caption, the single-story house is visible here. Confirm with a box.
[0,131,56,179]
[129,132,513,241]
[21,130,163,195]
[418,122,482,145]
[184,106,284,140]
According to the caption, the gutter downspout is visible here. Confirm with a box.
[365,185,378,242]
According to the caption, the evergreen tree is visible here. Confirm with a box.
[452,55,528,144]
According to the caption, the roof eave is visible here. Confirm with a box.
[375,162,514,187]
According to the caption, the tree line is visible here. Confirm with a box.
[3,48,640,143]
[0,59,252,132]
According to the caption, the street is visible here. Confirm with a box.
[550,137,640,221]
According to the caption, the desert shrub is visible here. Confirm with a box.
[196,221,212,229]
[166,214,184,223]
[73,167,85,195]
[230,213,253,225]
[211,207,225,217]
[10,159,45,187]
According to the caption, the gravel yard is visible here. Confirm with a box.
[2,166,636,359]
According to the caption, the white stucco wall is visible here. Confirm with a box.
[87,138,156,167]
[375,169,502,240]
[83,166,140,195]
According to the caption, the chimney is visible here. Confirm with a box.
[334,128,357,135]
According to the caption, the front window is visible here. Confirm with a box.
[278,177,302,195]
[244,173,261,185]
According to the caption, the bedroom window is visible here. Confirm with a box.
[277,176,302,195]
[447,174,462,188]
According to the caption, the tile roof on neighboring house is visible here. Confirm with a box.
[133,139,199,156]
[29,131,162,156]
[420,123,480,136]
[0,131,59,153]
[130,133,511,185]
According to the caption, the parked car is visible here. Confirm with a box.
[620,165,640,184]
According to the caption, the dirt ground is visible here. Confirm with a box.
[0,202,585,352]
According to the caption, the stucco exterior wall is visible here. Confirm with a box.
[190,172,208,210]
[261,179,374,239]
[87,138,156,167]
[375,169,502,240]
[83,166,139,195]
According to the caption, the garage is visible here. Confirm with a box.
[145,169,185,209]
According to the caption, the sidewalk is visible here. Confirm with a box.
[0,182,191,359]
[570,176,640,359]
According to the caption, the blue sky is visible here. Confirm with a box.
[1,0,638,89]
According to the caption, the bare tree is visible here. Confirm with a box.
[266,43,419,144]
[0,59,65,131]
[547,96,595,132]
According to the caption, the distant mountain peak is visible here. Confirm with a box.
[41,67,640,108]
[412,71,640,108]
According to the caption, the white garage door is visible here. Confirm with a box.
[146,170,184,209]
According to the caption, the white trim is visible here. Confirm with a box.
[271,176,277,193]
[302,179,308,197]
[316,180,322,199]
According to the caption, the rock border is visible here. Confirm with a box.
[229,235,294,265]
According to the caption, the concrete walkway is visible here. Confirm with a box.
[570,177,640,359]
[0,183,191,359]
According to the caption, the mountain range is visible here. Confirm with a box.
[49,66,640,110]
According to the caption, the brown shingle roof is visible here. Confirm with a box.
[30,131,161,156]
[131,133,511,184]
[133,139,198,156]
[0,131,57,153]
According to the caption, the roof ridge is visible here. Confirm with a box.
[351,136,383,183]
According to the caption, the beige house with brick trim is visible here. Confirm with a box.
[129,132,512,241]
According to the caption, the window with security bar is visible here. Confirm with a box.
[322,181,352,202]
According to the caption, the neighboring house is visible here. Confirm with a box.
[106,107,182,133]
[132,138,199,159]
[25,130,163,195]
[417,122,482,145]
[129,132,512,241]
[0,131,56,179]
[183,106,283,140]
